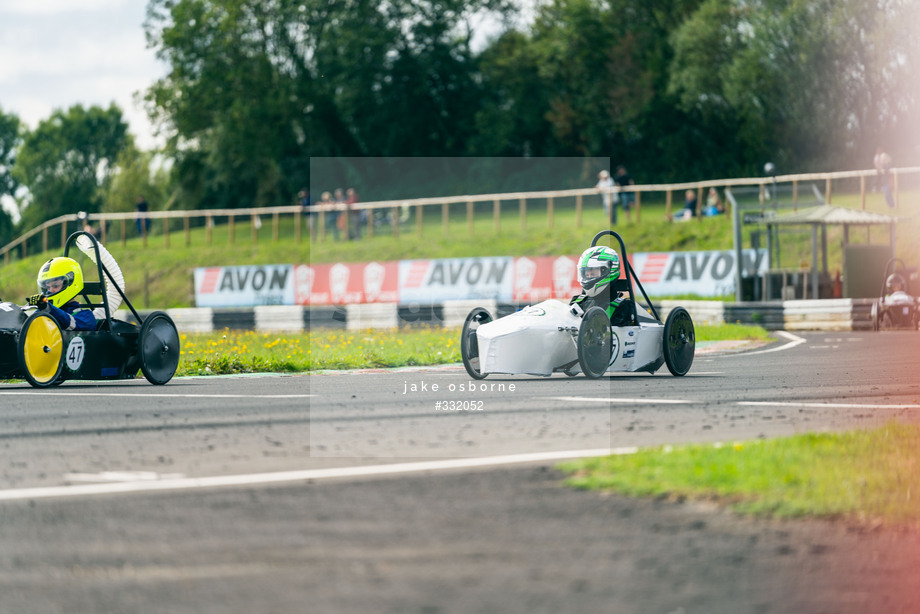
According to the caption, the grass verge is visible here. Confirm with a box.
[174,322,772,376]
[559,423,920,525]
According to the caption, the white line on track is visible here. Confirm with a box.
[728,330,806,356]
[0,448,637,502]
[740,401,920,410]
[548,396,691,404]
[0,392,314,399]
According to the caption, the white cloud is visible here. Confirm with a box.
[0,0,167,149]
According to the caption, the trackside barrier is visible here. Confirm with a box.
[117,300,884,334]
[345,303,399,330]
[658,301,725,327]
[254,305,310,332]
[783,299,855,331]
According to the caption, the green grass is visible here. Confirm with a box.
[559,423,920,525]
[172,322,772,376]
[2,187,916,308]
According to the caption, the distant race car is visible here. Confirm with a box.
[0,231,180,387]
[871,258,919,331]
[460,230,695,379]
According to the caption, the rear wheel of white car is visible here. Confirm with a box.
[663,307,695,376]
[461,307,492,380]
[578,307,612,379]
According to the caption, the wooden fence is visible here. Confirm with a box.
[2,166,917,264]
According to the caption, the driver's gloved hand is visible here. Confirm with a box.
[36,296,50,312]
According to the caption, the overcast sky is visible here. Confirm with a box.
[0,0,167,151]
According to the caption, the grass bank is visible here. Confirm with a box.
[1,189,916,308]
[559,423,920,525]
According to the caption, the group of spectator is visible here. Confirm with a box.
[301,187,364,240]
[595,166,635,225]
[596,166,726,223]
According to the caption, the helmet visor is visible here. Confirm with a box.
[578,264,609,288]
[39,274,71,296]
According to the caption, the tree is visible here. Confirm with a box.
[144,0,512,209]
[13,104,130,230]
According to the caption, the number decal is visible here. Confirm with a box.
[66,337,86,371]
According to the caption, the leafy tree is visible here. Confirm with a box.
[0,107,20,245]
[13,104,130,230]
[145,0,512,209]
[100,145,171,213]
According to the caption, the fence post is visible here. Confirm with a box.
[42,227,48,253]
[61,221,67,250]
[574,194,581,228]
[442,202,449,235]
[100,219,106,244]
[547,196,554,229]
[467,200,474,235]
[251,214,258,244]
[184,215,191,246]
[121,219,127,247]
[665,189,672,221]
[367,208,375,239]
[392,206,399,238]
[696,187,703,221]
[635,190,642,224]
[825,177,832,204]
[229,214,235,245]
[164,217,170,248]
[206,214,213,245]
[272,212,279,242]
[894,170,899,209]
[860,175,866,209]
[792,180,799,207]
[416,203,424,236]
[493,199,501,234]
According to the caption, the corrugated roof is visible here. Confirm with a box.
[767,204,898,226]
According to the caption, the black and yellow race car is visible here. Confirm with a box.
[0,231,180,387]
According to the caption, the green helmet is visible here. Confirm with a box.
[577,246,620,297]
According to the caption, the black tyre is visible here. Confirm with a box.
[139,311,180,385]
[461,307,493,380]
[880,311,894,331]
[18,312,65,388]
[663,307,695,376]
[578,307,612,379]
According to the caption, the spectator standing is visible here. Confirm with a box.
[614,166,635,223]
[346,188,363,239]
[320,191,339,241]
[299,189,314,237]
[595,170,614,222]
[135,195,151,236]
[873,146,896,208]
[334,188,349,240]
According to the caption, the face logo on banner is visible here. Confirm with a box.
[364,262,385,302]
[294,265,314,304]
[329,263,350,302]
[514,257,537,296]
[553,256,576,297]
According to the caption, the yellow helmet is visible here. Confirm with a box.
[37,257,84,307]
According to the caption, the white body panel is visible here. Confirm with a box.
[476,299,665,376]
[478,300,580,376]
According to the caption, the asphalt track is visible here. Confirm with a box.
[1,331,919,613]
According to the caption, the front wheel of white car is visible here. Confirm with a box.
[578,307,612,379]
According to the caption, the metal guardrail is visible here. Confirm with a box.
[2,166,917,264]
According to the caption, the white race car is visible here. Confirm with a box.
[460,230,695,379]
